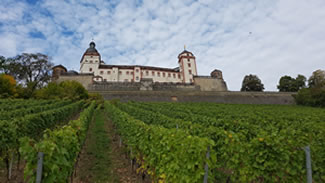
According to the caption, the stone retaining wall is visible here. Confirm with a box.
[90,91,296,105]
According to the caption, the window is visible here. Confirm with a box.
[173,73,176,78]
[187,53,189,56]
[90,60,93,63]
[126,71,129,75]
[158,72,160,77]
[146,71,149,76]
[91,56,93,58]
[136,76,139,80]
[107,71,111,74]
[136,69,139,73]
[131,71,134,74]
[100,71,103,74]
[168,73,171,77]
[163,72,165,77]
[187,58,190,62]
[89,68,92,72]
[188,63,191,67]
[152,71,155,76]
[178,74,181,79]
[104,79,107,82]
[119,71,122,75]
[189,70,192,74]
[86,60,88,62]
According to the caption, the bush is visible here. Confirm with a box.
[59,81,88,100]
[88,93,104,105]
[35,81,88,100]
[0,74,17,98]
[294,88,325,107]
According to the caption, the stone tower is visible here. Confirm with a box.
[80,41,101,74]
[178,49,198,83]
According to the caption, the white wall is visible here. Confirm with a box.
[80,55,100,74]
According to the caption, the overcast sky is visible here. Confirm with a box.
[0,0,324,91]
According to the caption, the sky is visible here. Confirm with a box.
[0,0,324,91]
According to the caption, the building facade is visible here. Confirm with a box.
[80,42,198,83]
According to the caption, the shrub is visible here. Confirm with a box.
[0,74,17,98]
[294,88,325,107]
[35,81,88,100]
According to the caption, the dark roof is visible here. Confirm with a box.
[52,65,67,72]
[80,42,101,63]
[178,50,194,58]
[85,42,98,53]
[98,64,180,72]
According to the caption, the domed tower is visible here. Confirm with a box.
[80,41,101,74]
[178,49,198,83]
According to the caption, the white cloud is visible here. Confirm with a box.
[0,0,324,91]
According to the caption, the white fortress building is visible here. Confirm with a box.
[80,41,197,84]
[53,41,227,92]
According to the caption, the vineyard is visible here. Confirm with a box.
[0,99,324,182]
[107,101,325,182]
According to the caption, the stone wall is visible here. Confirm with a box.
[91,90,296,105]
[194,76,227,91]
[88,80,200,91]
[55,74,93,89]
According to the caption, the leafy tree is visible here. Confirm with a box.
[277,76,296,92]
[0,56,5,73]
[277,75,306,92]
[308,69,325,88]
[241,74,264,92]
[295,74,307,90]
[0,74,17,98]
[2,53,53,97]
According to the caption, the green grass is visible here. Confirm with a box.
[87,109,115,183]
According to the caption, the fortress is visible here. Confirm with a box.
[53,41,228,92]
[53,41,295,105]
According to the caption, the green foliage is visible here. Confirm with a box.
[88,92,104,105]
[20,101,96,183]
[308,69,325,88]
[36,81,88,100]
[277,75,306,92]
[35,82,64,99]
[59,81,88,100]
[295,88,325,107]
[113,101,325,182]
[0,100,85,176]
[5,53,53,87]
[105,102,216,182]
[241,74,264,92]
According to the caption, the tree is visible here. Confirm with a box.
[0,74,17,98]
[277,75,306,92]
[295,74,307,90]
[3,53,53,96]
[241,74,264,92]
[0,56,5,73]
[308,69,325,88]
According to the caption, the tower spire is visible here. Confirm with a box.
[184,45,186,50]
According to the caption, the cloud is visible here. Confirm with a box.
[0,0,324,91]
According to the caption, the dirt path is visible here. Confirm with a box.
[73,109,149,183]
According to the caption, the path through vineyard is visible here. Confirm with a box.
[73,109,148,183]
